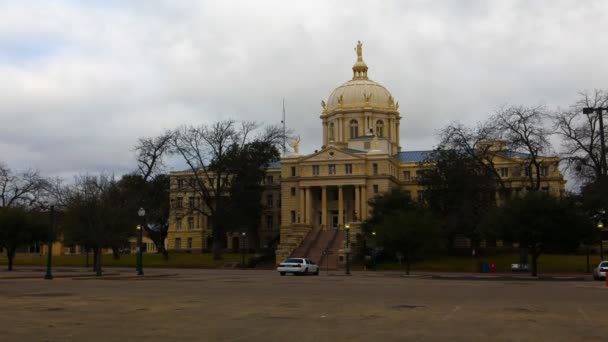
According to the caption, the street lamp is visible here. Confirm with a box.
[137,207,145,276]
[583,107,607,176]
[241,232,247,268]
[44,205,55,280]
[599,221,605,261]
[345,223,351,275]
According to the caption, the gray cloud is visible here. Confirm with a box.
[1,0,607,178]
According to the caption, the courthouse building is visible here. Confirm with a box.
[167,43,566,266]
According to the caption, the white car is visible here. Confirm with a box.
[593,261,608,280]
[277,258,319,276]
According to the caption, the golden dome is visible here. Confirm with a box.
[324,41,398,113]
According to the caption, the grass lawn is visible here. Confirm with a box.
[373,253,600,273]
[0,253,253,269]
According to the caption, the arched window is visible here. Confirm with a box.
[329,122,335,141]
[350,120,359,139]
[376,120,384,137]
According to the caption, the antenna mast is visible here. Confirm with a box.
[281,98,286,155]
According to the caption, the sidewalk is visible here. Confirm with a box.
[0,266,177,280]
[331,269,593,281]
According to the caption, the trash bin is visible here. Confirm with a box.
[482,262,490,273]
[490,262,496,273]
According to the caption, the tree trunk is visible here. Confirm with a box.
[95,248,102,277]
[519,245,528,265]
[7,247,15,271]
[92,248,98,272]
[531,253,538,277]
[112,246,120,260]
[405,259,411,275]
[212,238,223,260]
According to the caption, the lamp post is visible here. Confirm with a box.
[583,107,607,177]
[345,224,351,275]
[44,205,54,280]
[241,232,247,268]
[137,207,145,276]
[599,221,605,261]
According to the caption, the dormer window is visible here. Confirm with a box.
[376,120,384,137]
[350,120,359,139]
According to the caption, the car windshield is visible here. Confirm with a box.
[601,262,608,267]
[284,258,303,263]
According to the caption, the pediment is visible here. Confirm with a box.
[300,147,364,163]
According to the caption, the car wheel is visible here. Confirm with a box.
[314,270,319,276]
[280,272,285,276]
[304,267,308,275]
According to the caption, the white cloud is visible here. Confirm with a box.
[1,0,608,179]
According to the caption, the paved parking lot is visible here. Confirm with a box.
[1,269,607,341]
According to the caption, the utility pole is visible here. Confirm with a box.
[44,205,54,280]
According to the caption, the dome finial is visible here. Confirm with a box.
[355,40,363,61]
[352,41,368,80]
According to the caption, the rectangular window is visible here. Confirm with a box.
[266,215,273,229]
[312,165,320,176]
[188,197,195,209]
[373,163,378,175]
[364,141,371,149]
[290,187,296,196]
[188,178,196,189]
[542,186,549,192]
[176,197,183,208]
[345,164,353,174]
[176,217,182,231]
[403,171,411,181]
[418,190,426,203]
[175,238,182,250]
[373,184,379,193]
[328,164,336,175]
[266,194,273,207]
[404,190,412,199]
[416,170,424,179]
[524,167,531,177]
[266,175,274,184]
[540,166,549,177]
[187,238,193,249]
[188,217,194,230]
[177,178,184,190]
[209,177,215,186]
[290,210,296,223]
[500,168,509,178]
[291,167,296,177]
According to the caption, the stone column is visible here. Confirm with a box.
[355,185,361,222]
[322,121,328,147]
[299,187,305,223]
[305,187,312,225]
[361,185,367,221]
[338,185,344,228]
[321,186,327,229]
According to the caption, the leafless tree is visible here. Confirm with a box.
[0,162,47,208]
[170,120,285,259]
[492,104,552,192]
[135,130,174,182]
[133,130,174,258]
[438,121,506,190]
[552,89,608,183]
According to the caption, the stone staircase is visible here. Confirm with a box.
[319,230,345,270]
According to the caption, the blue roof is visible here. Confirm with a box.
[394,151,434,162]
[496,151,532,159]
[341,148,366,154]
[267,160,281,168]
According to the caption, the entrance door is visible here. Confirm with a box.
[331,212,339,229]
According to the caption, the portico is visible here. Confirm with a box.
[296,184,368,229]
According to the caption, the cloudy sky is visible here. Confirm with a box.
[1,0,607,179]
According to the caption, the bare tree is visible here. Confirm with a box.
[552,89,608,182]
[438,122,506,190]
[0,162,47,208]
[133,130,174,257]
[170,120,285,259]
[492,104,552,192]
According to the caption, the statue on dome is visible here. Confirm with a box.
[355,41,363,61]
[289,136,301,154]
[338,94,344,107]
[388,95,394,108]
[364,92,372,103]
[321,100,326,110]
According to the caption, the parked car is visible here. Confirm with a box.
[593,261,608,280]
[277,258,319,276]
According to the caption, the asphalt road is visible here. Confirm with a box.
[1,269,607,341]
